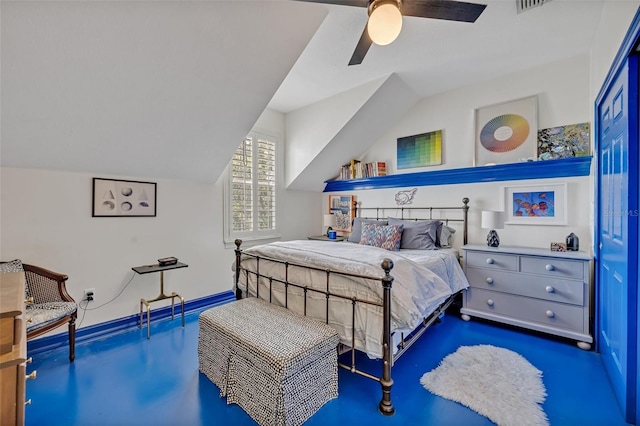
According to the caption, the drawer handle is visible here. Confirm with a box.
[545,264,555,271]
[486,258,495,265]
[545,286,555,293]
[486,299,494,307]
[26,370,37,380]
[546,310,555,318]
[486,277,494,285]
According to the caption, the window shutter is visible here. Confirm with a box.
[231,138,253,232]
[229,133,277,235]
[257,137,276,230]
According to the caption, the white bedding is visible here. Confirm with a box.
[237,240,469,359]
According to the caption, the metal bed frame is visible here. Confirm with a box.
[233,197,469,416]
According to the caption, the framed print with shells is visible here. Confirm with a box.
[474,95,538,166]
[503,183,567,226]
[328,194,355,232]
[92,178,157,217]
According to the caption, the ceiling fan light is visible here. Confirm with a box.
[367,1,402,46]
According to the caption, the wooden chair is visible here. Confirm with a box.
[23,264,77,362]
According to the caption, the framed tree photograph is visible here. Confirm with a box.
[475,95,538,166]
[504,183,567,225]
[328,195,354,232]
[93,178,157,217]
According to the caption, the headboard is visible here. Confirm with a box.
[353,197,469,246]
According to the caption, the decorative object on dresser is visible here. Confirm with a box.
[323,214,336,237]
[460,245,592,350]
[565,232,579,251]
[481,210,504,247]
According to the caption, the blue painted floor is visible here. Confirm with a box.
[26,308,629,426]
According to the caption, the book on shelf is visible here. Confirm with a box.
[338,160,387,180]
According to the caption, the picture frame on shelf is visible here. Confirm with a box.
[92,177,157,217]
[328,194,354,232]
[503,182,567,225]
[397,130,443,169]
[474,95,538,166]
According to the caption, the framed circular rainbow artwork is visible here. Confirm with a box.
[474,96,537,166]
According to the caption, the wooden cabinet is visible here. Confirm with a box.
[460,245,593,350]
[1,271,28,425]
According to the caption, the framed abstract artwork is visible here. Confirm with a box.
[328,195,354,232]
[93,178,157,217]
[537,122,591,160]
[397,130,443,169]
[475,96,538,166]
[503,183,567,225]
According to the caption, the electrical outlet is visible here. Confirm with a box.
[84,288,95,301]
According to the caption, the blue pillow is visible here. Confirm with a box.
[387,218,440,250]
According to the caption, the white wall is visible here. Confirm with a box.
[0,109,321,331]
[328,54,593,252]
[590,1,640,98]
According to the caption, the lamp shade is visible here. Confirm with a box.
[323,214,336,227]
[481,211,504,230]
[367,0,403,46]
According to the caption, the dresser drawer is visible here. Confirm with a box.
[465,267,584,305]
[520,256,585,280]
[465,251,518,271]
[464,287,585,333]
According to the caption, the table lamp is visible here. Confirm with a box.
[481,210,504,248]
[323,214,336,237]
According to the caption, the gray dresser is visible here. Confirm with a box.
[460,244,593,349]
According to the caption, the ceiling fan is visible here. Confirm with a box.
[297,0,487,66]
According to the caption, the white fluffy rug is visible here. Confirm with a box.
[420,345,548,426]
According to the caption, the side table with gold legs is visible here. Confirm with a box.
[132,262,188,339]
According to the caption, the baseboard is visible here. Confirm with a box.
[27,291,235,357]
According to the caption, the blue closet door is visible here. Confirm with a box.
[597,55,639,423]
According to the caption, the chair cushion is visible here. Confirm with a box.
[0,259,24,273]
[26,302,77,333]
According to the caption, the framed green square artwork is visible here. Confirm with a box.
[397,130,442,169]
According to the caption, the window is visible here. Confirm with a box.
[225,131,279,244]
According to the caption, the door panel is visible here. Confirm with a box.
[598,61,632,418]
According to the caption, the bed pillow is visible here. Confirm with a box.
[438,225,456,248]
[359,223,404,251]
[348,218,388,243]
[387,218,439,250]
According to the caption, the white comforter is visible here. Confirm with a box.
[237,240,469,358]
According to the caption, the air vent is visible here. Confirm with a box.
[516,0,551,14]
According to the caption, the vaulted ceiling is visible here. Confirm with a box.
[1,1,608,188]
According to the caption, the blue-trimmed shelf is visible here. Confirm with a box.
[323,156,592,192]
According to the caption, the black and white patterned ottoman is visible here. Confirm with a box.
[198,297,339,426]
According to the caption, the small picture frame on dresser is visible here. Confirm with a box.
[550,242,566,252]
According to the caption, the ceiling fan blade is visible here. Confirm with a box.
[348,24,373,66]
[401,0,487,23]
[294,0,369,7]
